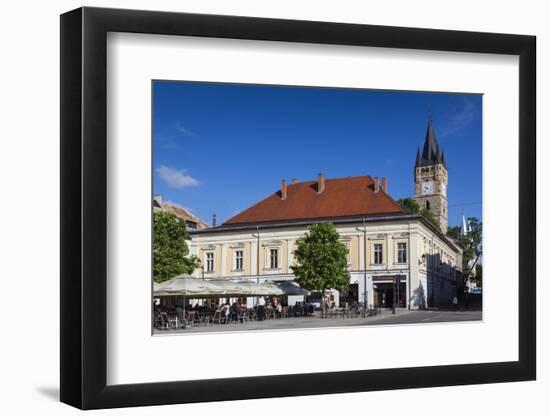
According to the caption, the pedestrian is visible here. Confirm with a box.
[452,295,458,311]
[256,296,265,321]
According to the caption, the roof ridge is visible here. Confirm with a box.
[223,174,402,226]
[288,174,373,185]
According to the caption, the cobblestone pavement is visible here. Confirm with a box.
[153,308,482,335]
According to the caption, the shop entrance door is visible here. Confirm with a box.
[373,282,407,308]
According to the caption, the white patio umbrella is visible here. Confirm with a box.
[154,275,227,318]
[208,279,250,296]
[257,282,285,296]
[235,281,265,296]
[154,275,226,296]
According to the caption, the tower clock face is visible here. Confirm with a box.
[421,181,434,195]
[441,183,447,196]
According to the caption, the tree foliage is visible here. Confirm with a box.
[291,223,350,302]
[396,198,441,231]
[447,217,482,276]
[397,197,421,215]
[474,264,483,287]
[153,211,200,283]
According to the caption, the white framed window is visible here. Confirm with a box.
[397,242,407,263]
[234,250,243,271]
[373,243,383,265]
[340,238,352,266]
[269,248,279,269]
[205,252,214,272]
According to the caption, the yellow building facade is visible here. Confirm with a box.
[190,213,462,309]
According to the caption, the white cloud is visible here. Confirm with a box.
[176,122,198,137]
[439,97,477,139]
[156,165,200,189]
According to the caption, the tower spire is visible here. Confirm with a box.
[421,119,439,162]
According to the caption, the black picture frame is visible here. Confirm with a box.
[60,6,536,410]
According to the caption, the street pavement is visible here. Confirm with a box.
[154,308,482,335]
[358,308,481,326]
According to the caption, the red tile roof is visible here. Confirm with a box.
[224,175,404,225]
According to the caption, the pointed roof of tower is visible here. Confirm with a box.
[436,146,443,163]
[415,120,447,169]
[422,120,439,161]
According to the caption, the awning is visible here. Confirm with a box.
[277,281,311,296]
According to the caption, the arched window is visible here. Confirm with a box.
[425,201,431,210]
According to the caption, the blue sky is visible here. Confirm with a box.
[153,81,482,228]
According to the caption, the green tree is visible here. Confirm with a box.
[291,223,350,316]
[396,197,421,214]
[446,217,482,276]
[396,198,441,231]
[446,225,461,241]
[474,264,483,287]
[153,211,200,283]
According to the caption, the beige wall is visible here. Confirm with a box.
[348,235,359,270]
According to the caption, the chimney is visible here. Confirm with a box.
[317,173,325,194]
[381,176,387,192]
[212,214,217,227]
[291,178,299,184]
[281,179,287,200]
[374,177,380,193]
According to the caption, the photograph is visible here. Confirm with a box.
[151,81,483,334]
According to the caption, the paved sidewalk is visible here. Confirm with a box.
[153,308,482,335]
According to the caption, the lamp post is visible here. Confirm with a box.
[252,226,260,284]
[393,274,401,315]
[252,226,261,308]
[356,219,368,318]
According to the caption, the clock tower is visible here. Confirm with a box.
[414,120,448,233]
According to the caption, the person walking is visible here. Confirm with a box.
[452,295,458,311]
[256,296,266,321]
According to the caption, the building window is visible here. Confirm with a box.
[234,250,243,271]
[425,201,431,210]
[269,248,279,269]
[397,242,407,263]
[205,252,214,272]
[373,243,383,265]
